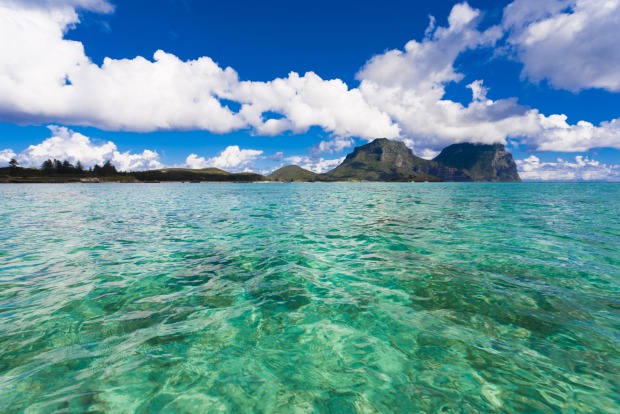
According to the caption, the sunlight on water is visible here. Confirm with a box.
[0,183,618,413]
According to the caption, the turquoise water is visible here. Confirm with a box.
[0,183,618,413]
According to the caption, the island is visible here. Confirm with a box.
[1,139,521,183]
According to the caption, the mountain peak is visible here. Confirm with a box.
[325,139,437,181]
[433,142,521,182]
[322,139,520,182]
[267,139,520,182]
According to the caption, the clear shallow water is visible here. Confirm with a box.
[0,183,618,413]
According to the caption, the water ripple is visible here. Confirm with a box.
[0,183,618,413]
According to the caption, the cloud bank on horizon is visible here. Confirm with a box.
[0,0,619,180]
[9,126,164,172]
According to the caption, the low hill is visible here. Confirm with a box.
[132,168,267,182]
[269,165,324,182]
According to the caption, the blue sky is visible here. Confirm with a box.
[0,0,619,180]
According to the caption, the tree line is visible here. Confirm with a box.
[6,157,119,176]
[40,159,119,176]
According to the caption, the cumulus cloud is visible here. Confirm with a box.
[0,149,17,166]
[0,0,398,139]
[284,155,344,174]
[358,4,501,92]
[185,146,263,172]
[0,1,242,132]
[517,155,620,181]
[232,72,400,139]
[504,0,620,92]
[356,4,530,151]
[355,2,620,153]
[0,0,619,159]
[111,149,163,172]
[15,126,164,171]
[311,136,356,155]
[524,115,620,152]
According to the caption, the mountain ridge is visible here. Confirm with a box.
[271,138,521,182]
[2,139,521,183]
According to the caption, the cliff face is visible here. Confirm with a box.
[320,139,521,182]
[323,139,440,182]
[414,162,473,182]
[433,143,521,182]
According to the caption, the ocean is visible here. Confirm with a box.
[1,183,618,412]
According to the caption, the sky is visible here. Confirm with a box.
[0,0,619,180]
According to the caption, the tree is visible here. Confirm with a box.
[42,159,54,173]
[53,159,62,173]
[76,161,84,173]
[8,158,18,168]
[101,160,118,176]
[62,160,74,172]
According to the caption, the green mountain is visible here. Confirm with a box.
[413,162,473,182]
[433,143,521,182]
[2,140,520,183]
[323,138,441,182]
[269,165,324,182]
[316,139,521,182]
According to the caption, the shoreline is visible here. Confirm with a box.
[1,180,618,184]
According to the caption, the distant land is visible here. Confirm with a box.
[0,139,521,183]
[310,139,521,182]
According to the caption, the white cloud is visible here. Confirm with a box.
[232,72,400,139]
[284,155,344,174]
[502,0,568,29]
[18,126,115,167]
[467,80,492,104]
[355,2,620,153]
[524,115,620,152]
[0,149,17,166]
[417,148,441,160]
[356,2,532,151]
[311,136,355,155]
[0,0,242,132]
[517,155,620,181]
[185,146,263,172]
[270,151,284,161]
[504,0,620,92]
[0,0,619,159]
[4,0,114,13]
[185,154,208,169]
[112,149,163,172]
[15,126,163,170]
[0,0,398,140]
[358,4,502,92]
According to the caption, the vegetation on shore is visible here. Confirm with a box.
[0,158,137,183]
[1,139,521,183]
[0,158,265,183]
[132,168,267,182]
